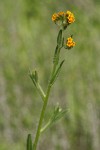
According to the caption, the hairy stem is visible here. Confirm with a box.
[33,30,63,150]
[33,84,51,150]
[33,63,57,150]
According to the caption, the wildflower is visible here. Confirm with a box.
[52,13,59,22]
[52,10,75,29]
[65,11,72,16]
[67,14,75,24]
[65,11,75,24]
[66,37,76,49]
[58,11,65,17]
[52,12,64,22]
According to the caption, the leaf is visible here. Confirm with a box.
[29,70,45,101]
[29,72,37,87]
[53,45,59,64]
[29,70,39,87]
[53,109,67,122]
[54,45,59,56]
[34,70,38,82]
[53,30,64,64]
[62,37,64,47]
[57,30,62,46]
[40,104,67,133]
[27,134,33,150]
[50,104,67,123]
[50,60,65,85]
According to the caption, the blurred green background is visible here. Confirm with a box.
[0,0,100,150]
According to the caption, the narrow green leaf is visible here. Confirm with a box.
[54,45,59,56]
[53,45,59,64]
[50,60,65,85]
[41,104,67,133]
[29,73,37,87]
[62,37,64,47]
[50,104,60,122]
[27,134,33,150]
[58,60,65,68]
[50,104,67,123]
[53,30,63,64]
[35,70,38,82]
[29,70,39,87]
[53,109,67,122]
[57,30,62,46]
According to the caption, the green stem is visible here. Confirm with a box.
[33,85,51,150]
[33,30,63,150]
[33,64,56,150]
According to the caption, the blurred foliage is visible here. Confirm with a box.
[0,0,100,150]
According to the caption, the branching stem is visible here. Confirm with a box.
[33,63,57,150]
[33,30,63,150]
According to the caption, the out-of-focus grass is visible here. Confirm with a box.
[0,0,100,150]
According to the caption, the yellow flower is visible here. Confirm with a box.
[72,41,76,46]
[58,11,65,17]
[65,10,75,24]
[52,10,75,28]
[66,37,76,48]
[52,11,64,22]
[52,13,58,22]
[67,37,73,42]
[65,10,72,16]
[67,14,75,24]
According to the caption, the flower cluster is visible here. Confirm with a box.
[66,37,76,49]
[52,11,64,22]
[52,10,75,29]
[65,11,75,24]
[52,10,76,50]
